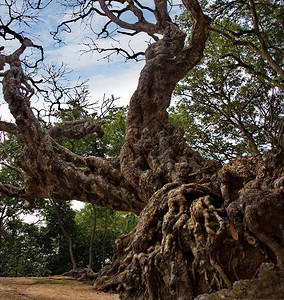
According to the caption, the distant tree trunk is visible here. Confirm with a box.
[52,200,77,270]
[101,210,108,267]
[88,204,97,270]
[0,206,6,250]
[15,255,19,277]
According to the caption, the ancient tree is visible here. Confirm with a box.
[0,0,283,299]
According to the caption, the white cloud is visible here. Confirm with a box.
[87,61,144,107]
[42,23,149,109]
[44,29,150,70]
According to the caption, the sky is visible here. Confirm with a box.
[0,1,183,121]
[0,0,156,122]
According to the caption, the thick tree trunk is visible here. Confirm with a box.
[91,13,284,299]
[94,150,284,300]
[1,2,283,299]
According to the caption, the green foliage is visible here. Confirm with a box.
[206,0,284,86]
[101,108,127,157]
[0,168,25,220]
[0,167,46,277]
[0,134,21,161]
[39,201,78,274]
[53,103,127,158]
[0,219,50,277]
[75,204,138,271]
[171,0,284,162]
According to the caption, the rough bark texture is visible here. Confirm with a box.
[94,149,284,300]
[1,1,284,299]
[196,262,284,299]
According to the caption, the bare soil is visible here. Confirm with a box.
[0,276,119,300]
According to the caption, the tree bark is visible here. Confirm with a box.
[93,150,284,300]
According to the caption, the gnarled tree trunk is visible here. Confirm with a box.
[0,0,283,299]
[94,149,284,300]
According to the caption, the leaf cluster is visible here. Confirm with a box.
[171,0,284,162]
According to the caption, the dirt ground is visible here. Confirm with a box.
[0,276,119,300]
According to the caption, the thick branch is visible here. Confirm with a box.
[172,0,211,78]
[154,0,171,26]
[82,38,145,61]
[0,182,25,198]
[52,7,106,42]
[98,0,159,36]
[0,39,142,214]
[48,120,104,139]
[0,25,43,69]
[0,121,19,136]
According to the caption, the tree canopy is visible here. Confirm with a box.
[170,0,283,162]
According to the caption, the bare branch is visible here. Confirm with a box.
[0,24,44,69]
[82,37,145,61]
[51,6,106,42]
[0,24,25,43]
[97,0,159,36]
[221,53,284,90]
[47,93,123,140]
[26,0,53,10]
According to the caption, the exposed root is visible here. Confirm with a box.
[62,269,99,283]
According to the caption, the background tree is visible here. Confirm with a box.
[75,204,138,272]
[32,201,77,274]
[0,166,48,277]
[0,219,50,277]
[0,168,24,249]
[0,1,283,300]
[207,0,284,90]
[88,204,97,270]
[171,0,283,162]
